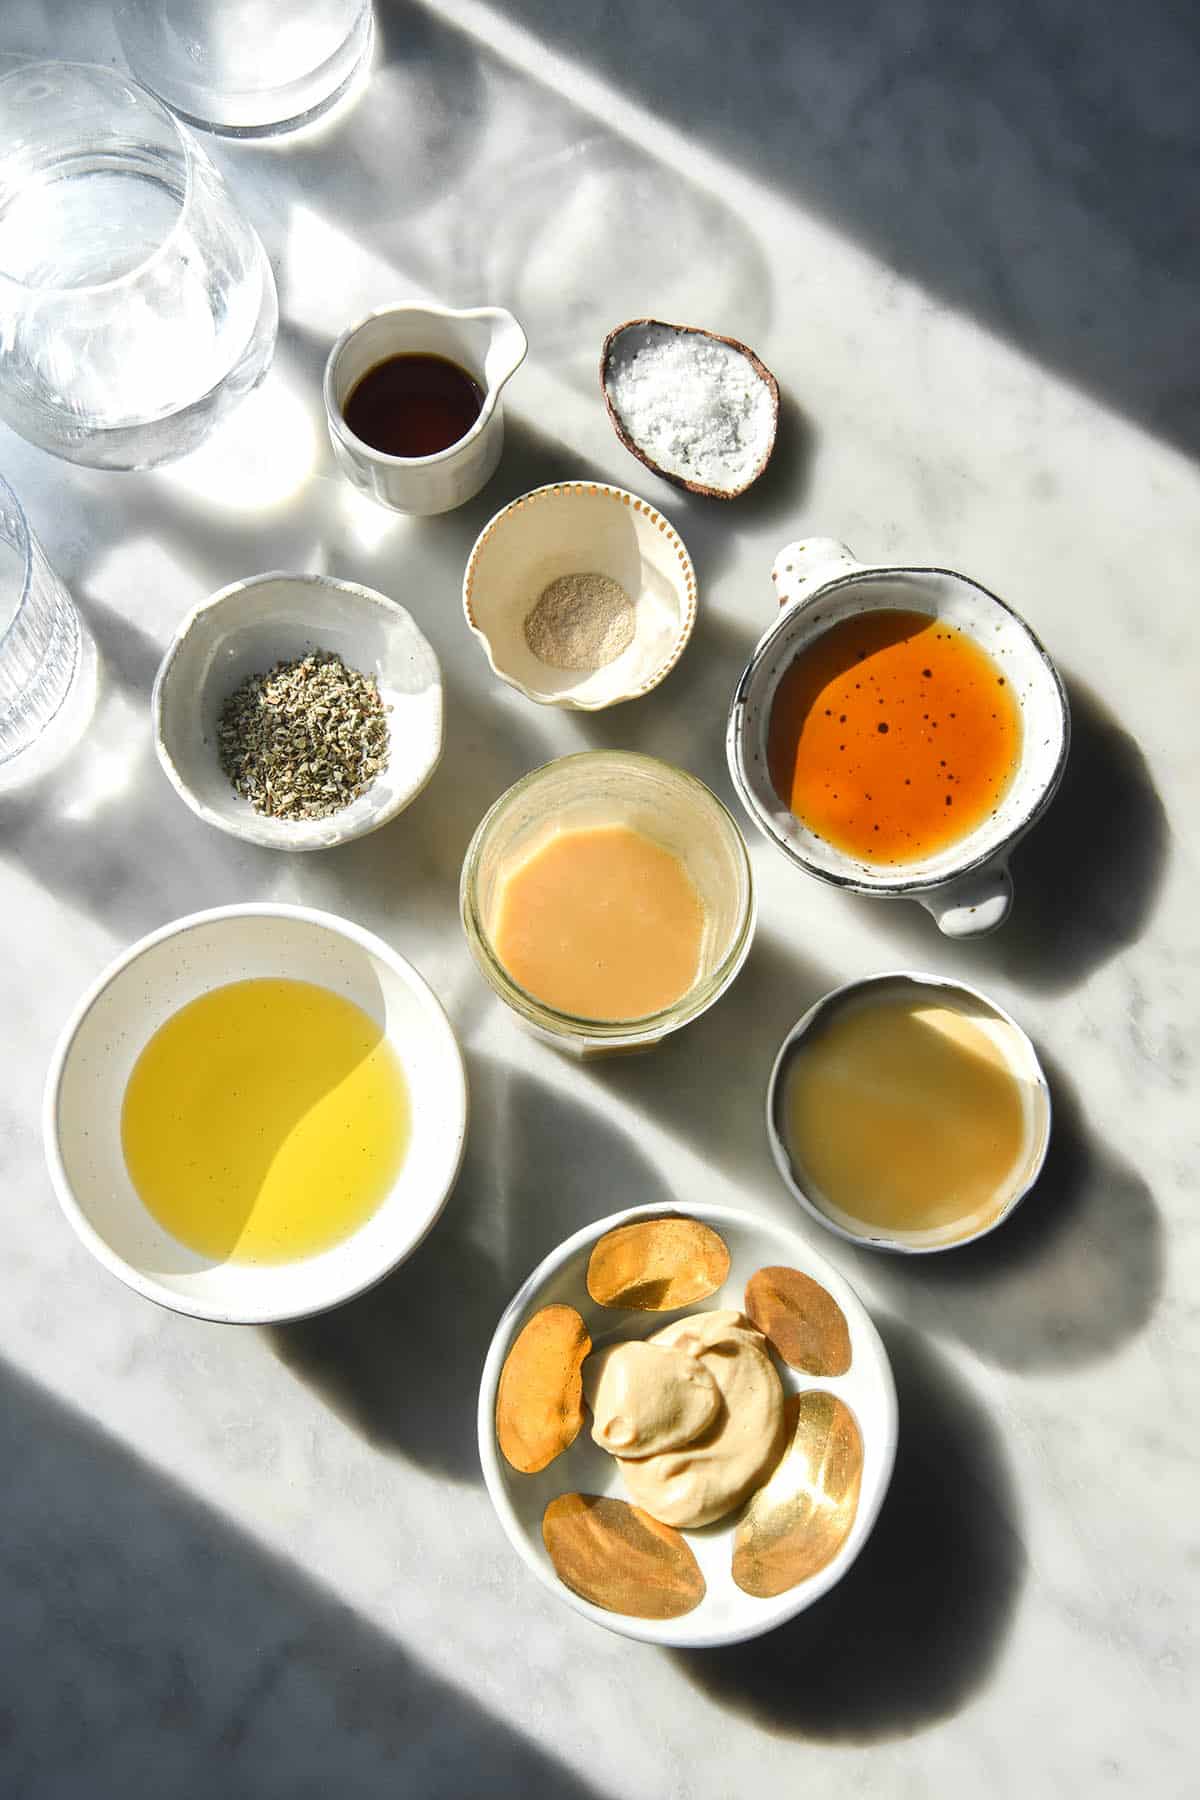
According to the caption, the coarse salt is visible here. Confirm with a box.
[605,323,775,494]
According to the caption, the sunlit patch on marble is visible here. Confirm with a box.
[744,1265,852,1377]
[55,686,147,824]
[234,15,380,152]
[282,202,418,340]
[732,1391,863,1598]
[586,1216,730,1311]
[157,375,318,515]
[542,1492,705,1619]
[496,1303,590,1474]
[338,481,404,552]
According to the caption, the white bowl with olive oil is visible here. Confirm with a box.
[43,905,468,1323]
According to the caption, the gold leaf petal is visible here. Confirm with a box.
[732,1393,863,1597]
[745,1265,852,1375]
[586,1217,731,1311]
[543,1493,706,1619]
[496,1304,591,1474]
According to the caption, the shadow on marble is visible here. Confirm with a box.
[441,128,774,400]
[0,592,282,939]
[294,666,552,945]
[220,2,488,241]
[586,927,832,1199]
[673,1316,1026,1741]
[847,673,1170,995]
[220,1,776,415]
[268,1058,676,1481]
[579,601,762,800]
[491,0,1200,461]
[0,1356,609,1800]
[846,1054,1162,1373]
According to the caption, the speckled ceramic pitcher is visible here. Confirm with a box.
[726,537,1070,937]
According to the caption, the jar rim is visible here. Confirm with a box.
[459,749,757,1040]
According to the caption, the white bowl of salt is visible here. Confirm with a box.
[462,481,697,710]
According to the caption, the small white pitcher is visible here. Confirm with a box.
[726,537,1071,937]
[323,303,527,515]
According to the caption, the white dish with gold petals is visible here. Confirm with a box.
[462,482,697,710]
[477,1201,897,1648]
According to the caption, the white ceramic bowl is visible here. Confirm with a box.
[153,572,443,850]
[463,481,697,709]
[478,1201,897,1647]
[766,971,1052,1254]
[43,904,469,1324]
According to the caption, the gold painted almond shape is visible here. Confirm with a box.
[586,1217,731,1311]
[496,1304,591,1474]
[542,1492,706,1619]
[732,1392,864,1598]
[745,1265,852,1376]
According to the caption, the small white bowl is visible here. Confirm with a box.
[478,1201,897,1648]
[43,904,469,1324]
[463,481,697,709]
[766,971,1052,1254]
[153,572,444,851]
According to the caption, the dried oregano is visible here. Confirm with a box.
[217,649,389,821]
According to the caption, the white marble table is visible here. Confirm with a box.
[2,4,1196,1795]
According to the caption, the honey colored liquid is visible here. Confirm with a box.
[782,995,1028,1242]
[121,978,410,1264]
[492,824,705,1021]
[767,610,1021,863]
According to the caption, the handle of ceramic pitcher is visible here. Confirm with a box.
[917,859,1014,937]
[772,538,861,609]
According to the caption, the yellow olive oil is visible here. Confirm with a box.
[121,977,410,1264]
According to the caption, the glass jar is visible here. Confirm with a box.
[460,750,756,1056]
[0,61,277,469]
[0,474,81,764]
[114,0,374,139]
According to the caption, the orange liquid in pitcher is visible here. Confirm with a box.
[767,610,1021,864]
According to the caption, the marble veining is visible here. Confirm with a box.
[0,2,1196,1796]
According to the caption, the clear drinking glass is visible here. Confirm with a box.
[0,475,81,765]
[115,0,374,138]
[0,61,278,470]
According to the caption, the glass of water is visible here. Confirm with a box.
[0,61,278,471]
[115,0,374,138]
[0,476,81,765]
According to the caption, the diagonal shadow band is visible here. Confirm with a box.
[843,1051,1162,1373]
[267,1056,678,1482]
[482,0,1200,463]
[847,671,1170,996]
[672,1316,1027,1741]
[0,1356,609,1800]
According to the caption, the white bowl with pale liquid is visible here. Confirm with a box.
[766,971,1051,1254]
[43,904,468,1323]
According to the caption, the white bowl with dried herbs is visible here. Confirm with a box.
[153,573,443,850]
[463,482,697,710]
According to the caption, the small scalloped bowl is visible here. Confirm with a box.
[463,481,697,709]
[478,1201,897,1648]
[153,572,443,852]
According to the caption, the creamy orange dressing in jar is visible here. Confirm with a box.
[491,823,705,1021]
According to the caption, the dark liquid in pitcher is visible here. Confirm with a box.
[342,353,484,457]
